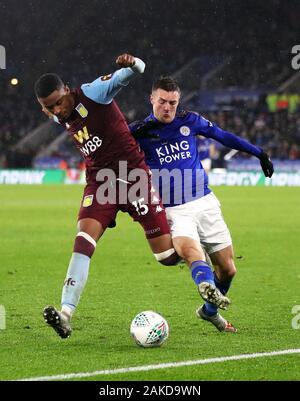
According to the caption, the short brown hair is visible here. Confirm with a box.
[152,76,181,94]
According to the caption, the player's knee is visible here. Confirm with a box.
[227,267,236,280]
[222,259,237,279]
[179,245,205,263]
[231,262,237,276]
[77,218,104,242]
[154,249,180,266]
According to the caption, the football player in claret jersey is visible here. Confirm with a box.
[34,55,181,339]
[130,77,274,332]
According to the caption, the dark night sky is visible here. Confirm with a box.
[0,0,299,115]
[0,0,298,77]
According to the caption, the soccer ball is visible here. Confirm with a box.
[130,311,169,348]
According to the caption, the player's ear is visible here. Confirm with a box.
[150,94,154,105]
[65,85,70,94]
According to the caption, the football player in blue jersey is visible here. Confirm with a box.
[130,77,273,333]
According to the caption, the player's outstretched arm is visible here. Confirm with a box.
[206,125,274,177]
[81,54,145,105]
[195,114,274,177]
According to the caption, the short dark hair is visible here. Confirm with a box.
[152,76,181,94]
[34,73,64,98]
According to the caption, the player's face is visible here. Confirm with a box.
[38,86,75,122]
[150,89,180,123]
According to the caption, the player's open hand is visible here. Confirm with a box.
[116,54,135,68]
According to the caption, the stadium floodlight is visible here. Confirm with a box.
[0,45,6,69]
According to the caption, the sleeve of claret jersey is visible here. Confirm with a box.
[193,113,262,158]
[80,57,145,105]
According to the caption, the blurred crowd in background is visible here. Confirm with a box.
[0,0,299,168]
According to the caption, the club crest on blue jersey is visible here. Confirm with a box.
[75,103,89,118]
[180,126,190,136]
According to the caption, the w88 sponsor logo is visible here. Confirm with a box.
[80,136,102,156]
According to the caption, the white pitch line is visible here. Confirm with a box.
[18,348,300,381]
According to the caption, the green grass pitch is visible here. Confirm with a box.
[0,185,299,381]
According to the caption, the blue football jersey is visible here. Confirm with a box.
[130,110,261,207]
[130,111,211,207]
[197,136,213,160]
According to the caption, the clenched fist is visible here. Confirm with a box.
[116,53,136,68]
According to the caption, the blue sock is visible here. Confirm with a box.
[61,252,90,314]
[213,271,232,295]
[204,272,233,316]
[203,302,218,316]
[191,260,215,286]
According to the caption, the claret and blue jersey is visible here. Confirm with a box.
[53,60,147,174]
[130,110,262,207]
